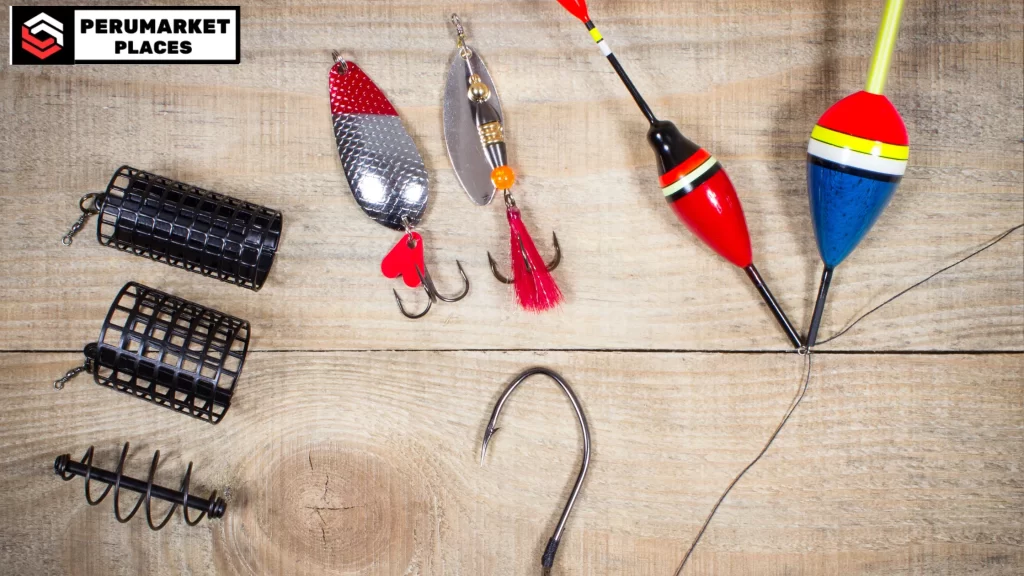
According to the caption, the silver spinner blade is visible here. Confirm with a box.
[443,46,502,206]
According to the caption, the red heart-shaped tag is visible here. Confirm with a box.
[381,232,426,288]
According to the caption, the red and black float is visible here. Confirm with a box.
[552,0,802,348]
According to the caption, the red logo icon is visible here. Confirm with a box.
[21,12,63,60]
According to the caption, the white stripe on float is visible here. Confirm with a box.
[662,156,718,197]
[807,139,907,176]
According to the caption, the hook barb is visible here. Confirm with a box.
[546,232,562,272]
[393,265,434,319]
[479,367,590,572]
[393,287,433,320]
[480,425,500,465]
[487,252,513,284]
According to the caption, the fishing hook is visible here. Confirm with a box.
[487,234,561,285]
[392,260,469,319]
[480,367,591,574]
[487,191,561,284]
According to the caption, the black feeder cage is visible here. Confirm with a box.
[61,282,250,424]
[75,166,283,291]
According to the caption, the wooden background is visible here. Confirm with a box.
[0,0,1021,574]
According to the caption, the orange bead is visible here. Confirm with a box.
[490,165,516,190]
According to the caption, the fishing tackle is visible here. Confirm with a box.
[550,0,802,348]
[480,367,591,574]
[329,51,469,319]
[53,281,249,424]
[54,442,226,530]
[443,15,563,311]
[61,166,283,291]
[805,0,909,346]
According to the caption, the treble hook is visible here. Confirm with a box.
[480,367,591,574]
[486,233,561,284]
[392,261,470,319]
[487,190,561,284]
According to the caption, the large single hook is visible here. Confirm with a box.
[487,233,561,284]
[480,367,591,574]
[393,261,470,319]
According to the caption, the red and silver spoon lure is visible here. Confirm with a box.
[329,52,469,318]
[551,0,802,348]
[443,15,562,312]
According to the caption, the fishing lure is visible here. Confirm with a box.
[551,0,802,348]
[329,52,469,318]
[443,15,562,312]
[805,0,909,346]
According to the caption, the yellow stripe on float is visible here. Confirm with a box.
[588,27,603,43]
[662,156,718,197]
[811,125,909,160]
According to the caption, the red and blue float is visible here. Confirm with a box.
[806,0,909,345]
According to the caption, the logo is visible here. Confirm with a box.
[21,12,63,60]
[10,6,239,65]
[10,6,74,64]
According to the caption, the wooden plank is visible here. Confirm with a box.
[0,0,1020,351]
[0,351,1020,574]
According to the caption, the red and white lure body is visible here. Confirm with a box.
[443,16,563,312]
[330,55,468,317]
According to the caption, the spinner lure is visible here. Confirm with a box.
[552,0,802,348]
[443,15,562,312]
[805,0,909,346]
[329,52,469,318]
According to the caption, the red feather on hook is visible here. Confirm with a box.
[556,0,590,22]
[507,207,562,311]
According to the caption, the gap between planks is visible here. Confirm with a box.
[2,348,1022,355]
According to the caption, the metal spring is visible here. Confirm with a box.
[54,442,226,530]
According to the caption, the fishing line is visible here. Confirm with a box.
[674,352,813,575]
[816,223,1024,345]
[674,222,1023,575]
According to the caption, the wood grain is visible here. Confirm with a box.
[0,0,1022,574]
[0,0,1020,351]
[0,352,1021,575]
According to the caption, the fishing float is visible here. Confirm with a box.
[805,0,909,346]
[551,0,803,348]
